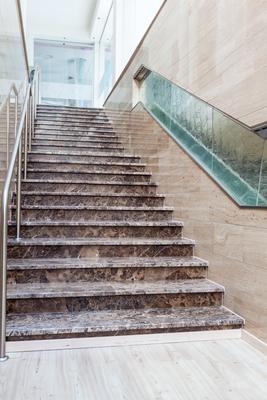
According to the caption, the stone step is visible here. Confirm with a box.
[27,160,146,173]
[11,205,173,222]
[7,237,195,258]
[8,220,183,239]
[37,105,104,110]
[6,279,223,314]
[34,125,115,134]
[34,134,120,143]
[28,150,140,164]
[37,105,104,114]
[35,120,146,131]
[34,129,117,138]
[7,256,207,284]
[20,192,165,207]
[26,169,152,183]
[36,111,107,118]
[33,138,121,149]
[35,121,114,130]
[21,180,158,195]
[31,145,125,154]
[37,108,107,116]
[31,141,124,152]
[6,306,244,340]
[36,115,109,123]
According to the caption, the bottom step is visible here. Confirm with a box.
[6,306,244,340]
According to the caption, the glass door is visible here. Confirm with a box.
[34,39,95,107]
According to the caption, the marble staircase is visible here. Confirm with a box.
[6,105,244,340]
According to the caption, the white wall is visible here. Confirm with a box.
[19,0,165,105]
[113,0,164,80]
[23,0,98,65]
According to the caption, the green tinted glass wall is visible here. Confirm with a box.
[140,71,267,206]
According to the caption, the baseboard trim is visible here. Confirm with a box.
[7,329,242,354]
[242,330,267,356]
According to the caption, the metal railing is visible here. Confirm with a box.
[0,67,40,361]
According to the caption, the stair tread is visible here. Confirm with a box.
[6,306,243,337]
[34,131,117,137]
[27,168,151,176]
[12,205,172,211]
[32,143,123,149]
[7,256,208,270]
[28,160,146,167]
[9,219,183,227]
[8,237,194,246]
[7,279,223,299]
[29,150,140,158]
[37,105,104,110]
[22,179,156,186]
[34,135,118,141]
[21,192,163,198]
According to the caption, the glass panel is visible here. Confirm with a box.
[258,141,267,205]
[0,0,28,105]
[97,4,114,106]
[141,71,267,206]
[212,111,264,205]
[35,40,94,107]
[0,0,28,194]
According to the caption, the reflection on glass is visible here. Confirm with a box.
[141,71,267,206]
[0,0,27,104]
[0,0,28,197]
[34,40,94,107]
[98,4,114,105]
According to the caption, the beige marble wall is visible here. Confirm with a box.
[105,0,267,126]
[105,105,267,343]
[104,0,267,342]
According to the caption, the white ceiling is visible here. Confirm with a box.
[27,0,99,42]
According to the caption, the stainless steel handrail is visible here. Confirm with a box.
[0,67,40,361]
[0,85,19,168]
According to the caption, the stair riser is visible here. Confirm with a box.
[26,171,151,183]
[21,194,164,207]
[32,139,122,150]
[36,111,107,117]
[37,107,104,113]
[12,209,173,222]
[36,116,109,124]
[33,128,115,137]
[36,114,106,119]
[7,266,206,284]
[31,145,124,154]
[36,118,111,124]
[34,130,117,138]
[27,162,146,173]
[6,323,243,341]
[21,182,157,195]
[7,292,222,314]
[35,123,114,131]
[8,225,182,239]
[34,135,119,143]
[28,153,140,164]
[7,243,194,259]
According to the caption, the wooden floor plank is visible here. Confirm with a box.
[1,338,267,400]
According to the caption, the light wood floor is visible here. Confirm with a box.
[1,338,267,400]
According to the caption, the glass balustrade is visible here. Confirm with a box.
[140,71,267,206]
